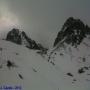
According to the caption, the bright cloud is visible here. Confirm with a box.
[0,1,20,31]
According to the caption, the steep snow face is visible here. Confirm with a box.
[0,40,55,90]
[48,37,90,90]
[47,18,90,89]
[0,40,89,90]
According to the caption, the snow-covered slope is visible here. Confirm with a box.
[0,17,90,90]
[0,39,89,90]
[46,17,90,90]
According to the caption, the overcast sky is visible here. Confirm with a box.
[0,0,90,48]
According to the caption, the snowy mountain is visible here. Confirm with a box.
[6,28,46,50]
[0,17,90,90]
[47,17,90,90]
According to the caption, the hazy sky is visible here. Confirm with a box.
[0,0,90,48]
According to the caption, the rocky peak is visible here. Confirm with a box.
[6,28,22,44]
[54,17,90,47]
[6,28,46,50]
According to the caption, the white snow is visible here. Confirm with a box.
[0,39,90,90]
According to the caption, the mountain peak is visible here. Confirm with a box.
[54,17,90,47]
[6,28,22,44]
[6,28,46,50]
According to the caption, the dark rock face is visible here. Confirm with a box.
[6,28,46,50]
[54,17,90,47]
[6,28,22,44]
[67,72,73,77]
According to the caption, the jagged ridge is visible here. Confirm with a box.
[6,28,46,50]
